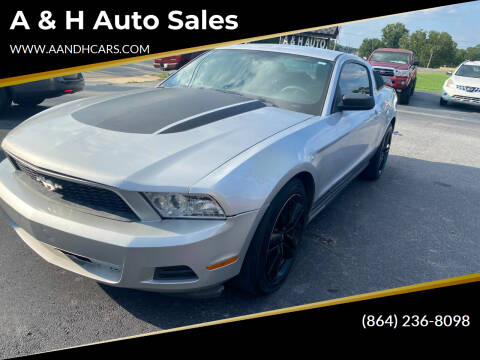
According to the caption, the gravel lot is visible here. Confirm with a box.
[0,82,479,358]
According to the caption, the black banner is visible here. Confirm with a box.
[0,1,471,80]
[28,279,480,358]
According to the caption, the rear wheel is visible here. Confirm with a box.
[440,97,448,106]
[234,178,308,295]
[15,97,45,107]
[362,124,393,180]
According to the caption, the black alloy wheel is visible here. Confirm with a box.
[377,127,393,175]
[362,124,393,180]
[234,178,308,295]
[265,193,305,284]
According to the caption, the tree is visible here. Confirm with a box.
[358,38,384,58]
[398,29,458,67]
[465,45,480,61]
[328,42,358,54]
[454,48,467,65]
[381,23,409,48]
[425,31,458,68]
[398,29,429,66]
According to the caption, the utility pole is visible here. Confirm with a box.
[334,26,340,51]
[427,47,434,68]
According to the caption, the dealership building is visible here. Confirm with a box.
[256,26,340,49]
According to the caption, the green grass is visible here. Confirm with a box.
[155,73,169,80]
[415,73,449,93]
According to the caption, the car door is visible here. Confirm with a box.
[314,61,380,198]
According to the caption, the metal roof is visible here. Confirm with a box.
[305,26,340,37]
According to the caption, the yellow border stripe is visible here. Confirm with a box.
[0,4,449,87]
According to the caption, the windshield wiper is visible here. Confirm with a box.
[195,87,278,107]
[252,96,278,108]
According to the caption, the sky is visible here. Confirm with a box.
[337,1,480,49]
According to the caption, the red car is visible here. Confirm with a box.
[368,48,419,104]
[153,51,207,71]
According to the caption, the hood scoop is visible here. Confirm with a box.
[72,87,255,134]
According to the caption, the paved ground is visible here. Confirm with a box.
[0,83,479,357]
[83,60,157,78]
[82,60,168,84]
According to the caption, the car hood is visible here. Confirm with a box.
[369,61,409,70]
[2,87,312,192]
[452,75,480,87]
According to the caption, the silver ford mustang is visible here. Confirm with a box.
[0,44,396,297]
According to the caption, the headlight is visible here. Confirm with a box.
[396,70,409,77]
[144,192,226,219]
[446,79,455,88]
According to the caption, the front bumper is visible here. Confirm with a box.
[442,87,480,106]
[0,159,258,294]
[10,75,85,100]
[389,76,410,90]
[153,62,178,70]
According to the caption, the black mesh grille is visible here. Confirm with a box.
[153,266,198,281]
[374,68,395,77]
[452,95,480,104]
[8,155,138,221]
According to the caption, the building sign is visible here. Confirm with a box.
[279,35,329,49]
[254,26,339,50]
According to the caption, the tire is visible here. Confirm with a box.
[362,124,393,181]
[234,178,308,295]
[440,97,448,106]
[410,79,416,96]
[15,97,45,107]
[398,87,411,105]
[0,88,11,114]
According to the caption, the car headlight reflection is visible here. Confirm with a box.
[144,192,226,219]
[446,79,455,88]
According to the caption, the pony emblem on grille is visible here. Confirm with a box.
[35,175,63,192]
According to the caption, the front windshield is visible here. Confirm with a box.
[455,64,480,79]
[370,51,410,65]
[161,49,334,115]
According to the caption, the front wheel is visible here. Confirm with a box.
[398,88,411,105]
[440,97,448,106]
[362,124,393,180]
[410,79,416,96]
[234,178,308,295]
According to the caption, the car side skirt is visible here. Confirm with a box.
[308,158,370,223]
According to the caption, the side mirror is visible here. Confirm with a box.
[446,71,453,75]
[413,60,420,66]
[338,93,375,111]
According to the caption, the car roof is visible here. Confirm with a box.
[462,60,480,66]
[373,48,413,54]
[216,43,345,61]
